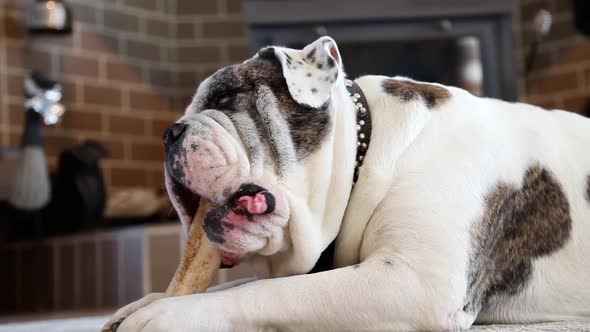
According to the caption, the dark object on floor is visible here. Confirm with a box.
[45,140,108,233]
[573,0,590,37]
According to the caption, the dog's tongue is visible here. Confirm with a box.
[166,200,221,296]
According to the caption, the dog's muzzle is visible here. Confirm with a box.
[163,114,290,266]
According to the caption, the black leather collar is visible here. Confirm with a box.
[345,79,372,185]
[308,80,372,274]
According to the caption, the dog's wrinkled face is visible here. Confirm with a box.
[163,37,342,266]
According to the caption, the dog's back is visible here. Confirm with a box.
[357,75,590,324]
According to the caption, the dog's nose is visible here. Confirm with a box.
[163,123,188,147]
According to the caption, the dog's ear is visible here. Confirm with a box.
[271,37,342,108]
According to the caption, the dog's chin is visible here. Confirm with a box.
[166,172,291,268]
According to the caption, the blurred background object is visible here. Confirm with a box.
[44,140,107,234]
[572,0,590,37]
[28,0,73,34]
[524,9,553,76]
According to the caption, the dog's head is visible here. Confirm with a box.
[164,37,351,272]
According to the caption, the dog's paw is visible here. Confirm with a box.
[102,293,166,332]
[116,294,231,332]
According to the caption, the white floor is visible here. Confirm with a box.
[0,311,111,332]
[0,312,587,331]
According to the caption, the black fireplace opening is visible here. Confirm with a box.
[244,1,517,101]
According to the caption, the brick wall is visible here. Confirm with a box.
[1,0,587,194]
[0,0,249,193]
[515,0,590,114]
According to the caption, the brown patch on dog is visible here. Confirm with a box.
[465,164,572,313]
[586,176,590,203]
[381,79,451,109]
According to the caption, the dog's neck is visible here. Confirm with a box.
[307,79,372,273]
[252,77,361,277]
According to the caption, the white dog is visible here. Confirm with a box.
[106,37,590,331]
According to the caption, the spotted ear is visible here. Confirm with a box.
[272,36,342,108]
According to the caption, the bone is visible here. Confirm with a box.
[106,201,220,332]
[166,200,221,296]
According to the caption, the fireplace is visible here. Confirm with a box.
[244,0,517,101]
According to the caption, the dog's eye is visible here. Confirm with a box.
[217,95,232,106]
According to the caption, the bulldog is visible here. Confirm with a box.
[110,37,590,331]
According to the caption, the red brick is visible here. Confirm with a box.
[70,2,97,25]
[148,68,173,88]
[101,138,126,160]
[33,34,75,49]
[103,9,140,33]
[177,45,221,64]
[524,97,559,110]
[203,21,246,39]
[29,49,54,73]
[227,44,250,62]
[176,23,196,40]
[126,39,161,61]
[149,169,166,191]
[108,114,146,135]
[120,0,159,11]
[105,60,144,83]
[8,133,22,146]
[131,142,164,162]
[546,20,579,43]
[563,95,589,113]
[527,71,579,95]
[176,1,218,15]
[555,42,590,65]
[129,90,172,112]
[177,71,198,88]
[2,13,25,40]
[60,80,79,105]
[60,54,100,78]
[83,84,123,107]
[80,29,120,54]
[110,166,150,187]
[8,101,24,127]
[226,0,242,13]
[524,51,554,74]
[6,45,25,69]
[6,72,25,98]
[145,18,170,38]
[44,133,77,157]
[63,110,103,131]
[151,118,174,137]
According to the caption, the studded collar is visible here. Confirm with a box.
[307,80,372,274]
[345,79,372,185]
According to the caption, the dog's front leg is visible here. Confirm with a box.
[117,254,467,332]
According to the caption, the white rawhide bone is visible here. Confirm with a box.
[105,201,220,332]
